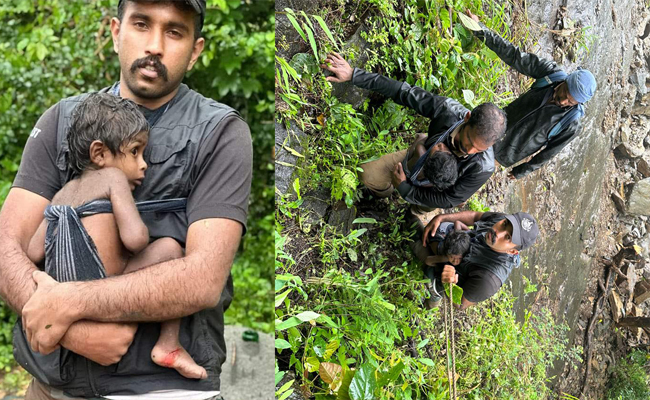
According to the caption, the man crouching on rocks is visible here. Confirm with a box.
[411,210,539,310]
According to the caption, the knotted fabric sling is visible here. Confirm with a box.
[43,198,187,282]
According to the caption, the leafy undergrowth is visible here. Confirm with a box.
[605,350,650,400]
[276,0,579,399]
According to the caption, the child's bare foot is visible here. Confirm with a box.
[151,345,207,379]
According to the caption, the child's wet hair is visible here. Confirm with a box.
[443,230,471,257]
[67,93,149,175]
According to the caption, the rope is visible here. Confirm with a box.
[443,282,457,400]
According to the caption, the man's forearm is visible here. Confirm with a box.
[438,211,483,227]
[67,253,229,323]
[0,236,37,314]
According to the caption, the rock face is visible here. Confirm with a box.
[220,326,275,400]
[275,122,306,196]
[300,187,331,232]
[628,178,650,215]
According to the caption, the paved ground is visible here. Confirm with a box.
[0,325,274,400]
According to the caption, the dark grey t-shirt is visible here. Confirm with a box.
[13,102,252,232]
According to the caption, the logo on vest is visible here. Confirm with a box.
[521,218,533,232]
[29,128,41,139]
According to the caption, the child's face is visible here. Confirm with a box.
[104,131,149,190]
[448,254,463,266]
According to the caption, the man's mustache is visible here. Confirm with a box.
[130,56,169,81]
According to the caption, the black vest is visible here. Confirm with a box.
[13,84,239,396]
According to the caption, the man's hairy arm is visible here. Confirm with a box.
[73,218,242,321]
[1,188,136,363]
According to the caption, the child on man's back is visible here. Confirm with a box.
[26,93,206,379]
[425,221,471,267]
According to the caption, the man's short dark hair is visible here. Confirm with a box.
[423,151,458,191]
[467,103,507,145]
[442,231,471,256]
[117,0,204,40]
[67,93,149,176]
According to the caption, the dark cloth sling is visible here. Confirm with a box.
[43,198,187,282]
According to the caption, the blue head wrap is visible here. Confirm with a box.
[565,68,596,103]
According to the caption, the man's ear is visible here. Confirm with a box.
[187,37,205,72]
[506,248,520,255]
[110,17,121,54]
[89,140,110,167]
[464,111,471,122]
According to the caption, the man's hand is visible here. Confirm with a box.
[22,271,77,354]
[441,265,459,284]
[320,53,353,83]
[392,163,407,188]
[61,321,137,366]
[423,215,443,246]
[466,9,480,22]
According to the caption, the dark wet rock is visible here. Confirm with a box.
[276,0,317,60]
[276,122,306,197]
[327,202,356,235]
[637,156,650,178]
[630,68,648,97]
[220,326,274,400]
[330,23,374,109]
[611,191,627,214]
[300,187,331,232]
[631,92,650,115]
[628,177,650,215]
[614,142,644,159]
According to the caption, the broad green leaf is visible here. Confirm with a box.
[275,289,291,308]
[276,316,302,331]
[276,379,294,395]
[296,311,321,321]
[275,339,292,349]
[324,339,340,360]
[305,356,320,372]
[347,248,358,262]
[336,369,355,400]
[418,358,435,367]
[458,12,482,32]
[462,89,475,107]
[349,364,377,400]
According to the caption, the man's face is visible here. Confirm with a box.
[484,218,519,254]
[454,124,491,157]
[111,1,204,105]
[552,82,579,108]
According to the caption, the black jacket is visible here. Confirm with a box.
[351,69,494,208]
[474,27,583,178]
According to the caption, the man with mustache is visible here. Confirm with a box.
[466,11,596,179]
[0,0,251,399]
[416,210,539,310]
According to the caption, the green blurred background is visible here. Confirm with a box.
[0,0,274,380]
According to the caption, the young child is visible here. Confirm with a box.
[425,221,471,267]
[26,93,206,380]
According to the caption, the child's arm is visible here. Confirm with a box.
[26,220,47,263]
[454,220,469,231]
[103,168,149,254]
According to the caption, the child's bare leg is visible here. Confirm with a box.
[125,238,207,380]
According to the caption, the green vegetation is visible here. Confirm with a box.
[276,0,577,398]
[606,350,650,400]
[0,0,274,382]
